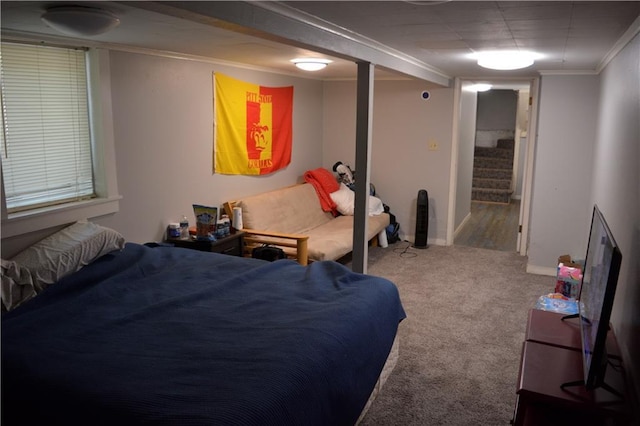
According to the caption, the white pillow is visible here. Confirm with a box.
[369,194,384,216]
[10,221,125,289]
[330,183,355,215]
[330,183,385,216]
[1,259,38,312]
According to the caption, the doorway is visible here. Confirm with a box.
[454,200,520,251]
[449,78,538,253]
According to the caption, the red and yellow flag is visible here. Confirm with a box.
[214,73,293,175]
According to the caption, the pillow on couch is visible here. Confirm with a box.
[10,221,125,291]
[330,183,385,216]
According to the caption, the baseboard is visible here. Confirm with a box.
[526,264,556,276]
[454,212,472,239]
[399,234,446,247]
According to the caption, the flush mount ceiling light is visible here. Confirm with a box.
[291,58,332,71]
[41,5,120,37]
[467,83,493,92]
[403,1,453,5]
[474,51,540,71]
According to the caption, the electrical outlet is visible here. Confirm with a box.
[428,141,439,151]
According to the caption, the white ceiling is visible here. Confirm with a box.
[1,1,639,85]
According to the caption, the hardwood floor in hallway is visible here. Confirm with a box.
[454,200,520,252]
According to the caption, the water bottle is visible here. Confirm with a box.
[179,215,189,239]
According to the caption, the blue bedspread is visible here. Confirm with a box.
[2,243,405,425]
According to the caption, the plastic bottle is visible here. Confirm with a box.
[219,214,231,236]
[168,223,181,239]
[179,215,189,239]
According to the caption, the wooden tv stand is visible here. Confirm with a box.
[512,309,630,426]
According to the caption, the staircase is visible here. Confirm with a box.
[472,138,514,204]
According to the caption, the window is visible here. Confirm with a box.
[1,44,119,240]
[1,42,94,212]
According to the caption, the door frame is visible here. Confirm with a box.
[447,77,540,256]
[517,77,540,255]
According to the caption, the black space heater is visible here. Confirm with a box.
[414,189,429,249]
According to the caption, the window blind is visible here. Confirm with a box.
[1,42,94,212]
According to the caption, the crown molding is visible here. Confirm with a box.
[597,15,640,74]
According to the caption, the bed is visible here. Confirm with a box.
[2,223,406,425]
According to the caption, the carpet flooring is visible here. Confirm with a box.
[356,243,555,425]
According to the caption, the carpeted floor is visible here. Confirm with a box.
[356,243,555,425]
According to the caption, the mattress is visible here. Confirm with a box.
[2,243,406,425]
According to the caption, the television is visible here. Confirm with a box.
[573,205,622,391]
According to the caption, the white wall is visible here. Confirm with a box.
[527,75,599,273]
[454,85,478,231]
[591,33,640,395]
[476,89,518,131]
[322,79,454,245]
[516,89,530,134]
[475,89,517,148]
[514,136,527,199]
[95,51,324,243]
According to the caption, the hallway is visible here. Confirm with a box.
[454,200,520,252]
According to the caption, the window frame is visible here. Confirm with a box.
[1,47,120,239]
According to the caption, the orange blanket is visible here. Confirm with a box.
[304,168,340,215]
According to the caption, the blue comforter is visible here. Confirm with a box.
[2,243,405,425]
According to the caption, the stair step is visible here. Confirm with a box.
[473,167,513,180]
[497,138,515,150]
[472,188,512,204]
[473,177,511,190]
[474,146,515,160]
[474,156,513,169]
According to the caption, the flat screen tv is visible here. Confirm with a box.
[575,205,622,391]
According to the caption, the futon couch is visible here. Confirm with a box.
[224,183,390,265]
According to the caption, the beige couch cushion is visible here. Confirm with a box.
[238,184,333,234]
[305,214,390,261]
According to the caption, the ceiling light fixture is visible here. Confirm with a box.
[41,5,120,37]
[467,83,493,92]
[474,51,540,71]
[291,58,332,71]
[403,1,453,5]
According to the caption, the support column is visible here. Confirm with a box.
[352,61,374,274]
